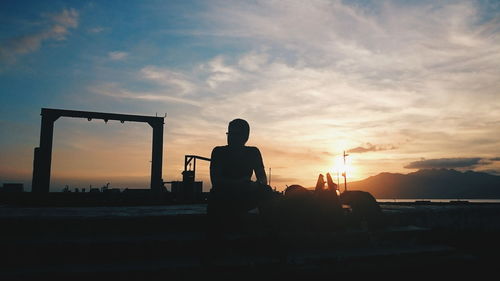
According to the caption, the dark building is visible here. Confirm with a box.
[1,183,24,192]
[170,181,203,202]
[170,170,203,202]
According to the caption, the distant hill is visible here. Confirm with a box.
[346,169,500,199]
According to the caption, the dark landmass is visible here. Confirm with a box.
[348,168,500,199]
[1,203,500,280]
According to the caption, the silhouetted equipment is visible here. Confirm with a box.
[284,184,310,197]
[326,172,339,192]
[279,177,343,230]
[31,108,165,193]
[274,172,382,230]
[315,173,339,193]
[184,155,211,177]
[168,155,210,202]
[315,173,326,191]
[339,190,382,224]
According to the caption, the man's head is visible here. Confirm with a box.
[227,118,250,146]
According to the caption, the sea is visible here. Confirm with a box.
[1,199,500,219]
[376,198,500,203]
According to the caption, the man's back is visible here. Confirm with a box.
[210,145,264,188]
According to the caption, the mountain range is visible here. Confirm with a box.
[345,169,500,199]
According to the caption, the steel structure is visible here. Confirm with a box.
[31,108,165,193]
[183,155,211,181]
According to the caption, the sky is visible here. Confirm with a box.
[1,0,499,192]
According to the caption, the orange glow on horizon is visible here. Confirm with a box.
[331,153,357,181]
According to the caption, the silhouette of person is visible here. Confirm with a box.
[207,119,275,218]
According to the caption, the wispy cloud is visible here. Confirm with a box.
[0,8,79,63]
[202,56,243,89]
[89,82,202,107]
[108,51,128,61]
[140,66,197,95]
[88,27,104,33]
[348,143,397,154]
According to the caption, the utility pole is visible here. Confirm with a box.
[269,167,272,186]
[342,150,349,192]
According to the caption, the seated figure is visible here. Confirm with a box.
[207,119,275,218]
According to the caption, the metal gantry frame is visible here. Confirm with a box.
[31,108,165,193]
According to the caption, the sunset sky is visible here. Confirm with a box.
[1,0,499,192]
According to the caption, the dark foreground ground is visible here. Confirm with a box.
[1,202,500,280]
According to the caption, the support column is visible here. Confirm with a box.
[149,120,164,192]
[31,147,40,192]
[32,113,58,193]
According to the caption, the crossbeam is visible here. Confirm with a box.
[40,108,164,125]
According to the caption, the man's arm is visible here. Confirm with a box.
[210,147,222,187]
[253,148,268,185]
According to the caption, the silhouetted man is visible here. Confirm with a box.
[207,119,274,218]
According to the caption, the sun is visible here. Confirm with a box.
[331,152,355,180]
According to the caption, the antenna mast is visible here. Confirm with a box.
[343,150,349,192]
[269,167,272,186]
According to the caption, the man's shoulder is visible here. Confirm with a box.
[212,145,228,151]
[211,145,229,156]
[245,146,262,157]
[245,146,260,152]
[212,145,260,153]
[212,145,259,150]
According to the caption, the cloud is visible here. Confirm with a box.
[89,64,204,107]
[108,51,128,61]
[348,143,397,153]
[202,56,243,89]
[88,27,104,33]
[404,158,483,169]
[50,8,78,28]
[76,0,500,187]
[490,157,500,161]
[89,82,202,107]
[238,51,269,71]
[140,66,197,95]
[0,8,79,63]
[189,1,500,164]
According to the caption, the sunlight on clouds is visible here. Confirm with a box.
[190,0,499,186]
[4,1,498,191]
